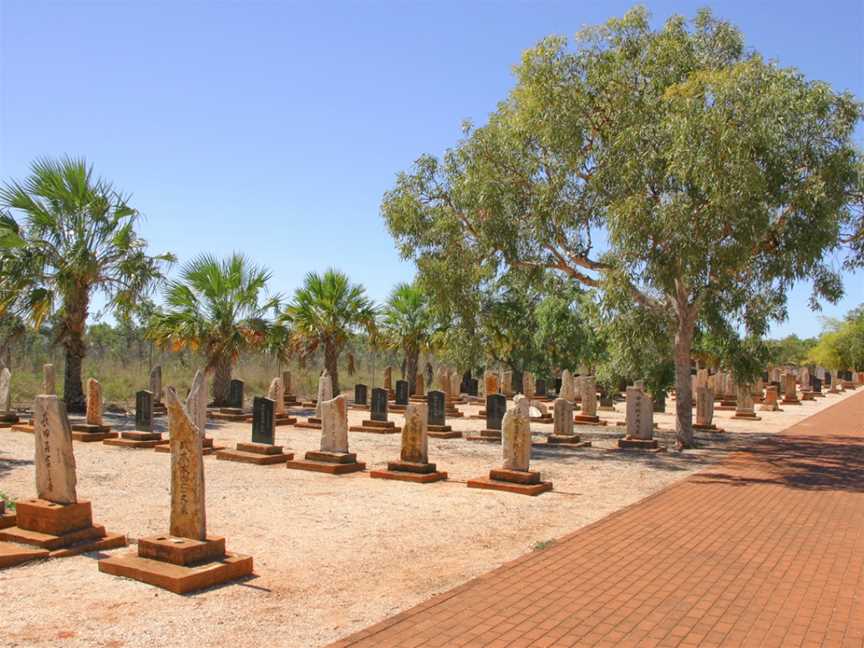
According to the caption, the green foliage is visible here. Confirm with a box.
[766,335,819,366]
[378,282,436,354]
[806,306,864,370]
[533,281,601,374]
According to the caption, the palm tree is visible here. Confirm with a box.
[379,282,436,394]
[149,253,280,405]
[0,157,174,411]
[282,269,376,394]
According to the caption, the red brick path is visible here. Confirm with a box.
[330,392,864,647]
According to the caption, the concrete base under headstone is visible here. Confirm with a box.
[733,412,762,421]
[427,425,461,439]
[242,414,297,427]
[285,451,366,475]
[573,414,607,426]
[0,499,126,569]
[216,442,293,465]
[467,468,553,496]
[539,434,592,448]
[349,420,401,434]
[103,431,166,448]
[781,397,802,405]
[466,429,502,442]
[370,461,447,484]
[800,392,815,401]
[98,534,253,594]
[209,408,247,422]
[529,415,553,423]
[617,437,664,452]
[0,503,15,530]
[294,417,322,430]
[70,423,117,442]
[9,422,34,433]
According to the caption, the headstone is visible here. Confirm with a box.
[559,370,575,401]
[320,395,349,453]
[782,373,797,400]
[395,380,409,405]
[282,370,293,395]
[502,396,531,471]
[626,387,653,440]
[427,390,446,426]
[735,383,755,416]
[460,370,472,394]
[251,397,275,445]
[485,394,506,431]
[149,366,163,404]
[761,385,780,411]
[812,377,822,393]
[370,387,388,422]
[415,373,425,396]
[468,378,479,396]
[187,369,208,435]
[85,378,103,426]
[354,383,368,405]
[166,387,206,540]
[581,376,597,417]
[315,371,333,417]
[553,398,574,437]
[536,379,547,397]
[33,395,77,504]
[501,370,513,396]
[42,363,56,395]
[449,371,461,400]
[799,367,811,390]
[523,372,536,399]
[695,386,714,426]
[135,390,153,431]
[1,367,13,414]
[383,366,393,392]
[484,371,498,396]
[228,379,244,409]
[400,403,428,464]
[268,377,285,415]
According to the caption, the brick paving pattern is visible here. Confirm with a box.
[331,392,864,647]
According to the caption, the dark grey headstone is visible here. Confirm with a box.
[762,371,770,382]
[467,378,479,396]
[460,371,472,394]
[825,372,832,385]
[811,377,822,392]
[228,379,244,409]
[536,379,547,397]
[354,383,368,405]
[652,391,666,413]
[428,390,446,426]
[251,396,275,444]
[513,371,524,395]
[555,378,562,393]
[395,380,409,405]
[135,390,153,431]
[486,394,506,430]
[371,388,388,422]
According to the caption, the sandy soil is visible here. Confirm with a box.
[0,388,856,648]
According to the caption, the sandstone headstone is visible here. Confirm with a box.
[799,367,811,390]
[735,384,755,415]
[0,367,12,413]
[483,371,499,396]
[553,398,574,437]
[523,372,536,399]
[354,383,368,405]
[502,395,531,471]
[761,385,780,411]
[186,369,208,435]
[695,386,714,426]
[320,395,349,453]
[42,363,56,395]
[383,366,393,392]
[268,377,285,415]
[135,390,153,431]
[85,378,103,426]
[282,370,293,395]
[486,394,506,430]
[415,373,425,396]
[536,379,547,397]
[371,387,388,422]
[149,366,163,404]
[315,371,333,418]
[428,390,446,426]
[501,370,513,396]
[626,387,653,440]
[34,395,78,504]
[782,373,797,400]
[400,403,428,464]
[449,371,461,401]
[251,397,275,445]
[581,376,597,418]
[166,387,206,540]
[559,370,575,401]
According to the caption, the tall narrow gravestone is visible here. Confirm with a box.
[262,377,296,426]
[353,383,368,407]
[383,366,394,397]
[0,395,126,568]
[535,379,547,398]
[229,379,244,409]
[42,363,56,395]
[286,395,366,474]
[468,394,507,442]
[781,373,801,405]
[694,386,722,431]
[149,366,166,414]
[574,376,604,425]
[371,403,447,483]
[468,396,552,496]
[210,378,247,422]
[733,384,761,420]
[618,386,660,450]
[282,369,299,406]
[1,367,20,427]
[100,388,252,593]
[522,372,536,399]
[104,390,165,448]
[559,370,575,401]
[349,387,400,434]
[426,389,459,438]
[71,377,117,441]
[760,385,781,411]
[155,368,223,456]
[484,371,499,396]
[394,380,409,406]
[544,397,590,448]
[295,372,331,429]
[217,395,292,465]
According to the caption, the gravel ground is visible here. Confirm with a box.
[0,389,855,648]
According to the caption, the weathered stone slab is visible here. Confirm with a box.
[320,395,349,454]
[696,386,714,426]
[135,390,153,431]
[167,388,206,541]
[626,386,653,440]
[268,377,285,416]
[581,376,597,418]
[1,367,12,414]
[523,372,536,399]
[149,366,163,404]
[400,403,428,464]
[502,396,531,472]
[34,395,78,505]
[85,378,103,426]
[354,383,368,405]
[395,380,409,405]
[483,371,498,396]
[228,379,244,409]
[370,388,388,422]
[186,369,208,436]
[251,397,275,445]
[315,371,333,418]
[427,390,446,426]
[559,370,574,401]
[42,364,56,395]
[553,398,574,437]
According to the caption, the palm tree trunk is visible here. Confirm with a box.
[324,340,340,395]
[62,294,88,413]
[406,343,419,395]
[213,355,232,406]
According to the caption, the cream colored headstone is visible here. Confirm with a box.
[626,387,653,440]
[282,370,293,395]
[559,370,575,401]
[523,372,536,399]
[736,384,755,415]
[581,376,597,417]
[695,386,714,426]
[186,369,208,435]
[149,365,163,404]
[268,377,285,415]
[502,395,532,471]
[553,397,573,437]
[315,370,333,418]
[320,395,349,453]
[42,363,56,395]
[449,371,461,400]
[415,373,424,395]
[760,385,780,411]
[782,373,797,400]
[383,366,393,391]
[501,371,513,396]
[400,402,428,464]
[33,395,77,504]
[85,378,103,426]
[166,387,206,540]
[0,367,11,413]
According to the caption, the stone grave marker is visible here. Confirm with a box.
[42,363,56,395]
[371,388,388,422]
[228,380,244,409]
[395,380,409,405]
[286,396,366,474]
[354,383,368,406]
[618,386,658,449]
[251,397,275,445]
[135,390,154,431]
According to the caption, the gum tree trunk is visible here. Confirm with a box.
[674,300,697,449]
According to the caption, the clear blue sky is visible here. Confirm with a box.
[1,1,862,339]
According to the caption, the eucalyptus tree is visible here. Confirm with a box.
[0,157,174,411]
[148,253,280,405]
[282,269,376,395]
[382,8,861,448]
